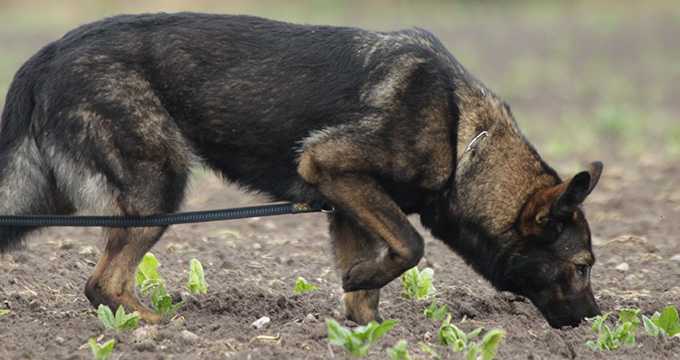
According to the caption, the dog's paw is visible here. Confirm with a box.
[342,260,391,292]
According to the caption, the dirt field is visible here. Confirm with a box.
[1,1,679,359]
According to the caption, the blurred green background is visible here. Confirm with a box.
[1,0,678,164]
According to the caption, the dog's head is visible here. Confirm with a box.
[499,161,603,328]
[418,97,605,328]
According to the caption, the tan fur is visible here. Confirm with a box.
[453,93,559,235]
[85,223,167,323]
[330,213,383,323]
[518,182,568,237]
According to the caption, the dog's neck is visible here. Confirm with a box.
[419,197,513,288]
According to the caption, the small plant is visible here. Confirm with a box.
[387,339,411,360]
[326,318,398,357]
[136,252,162,291]
[187,258,208,295]
[437,314,505,359]
[424,302,449,321]
[0,309,10,316]
[437,314,482,351]
[401,266,435,300]
[465,329,506,360]
[88,338,115,360]
[586,308,641,351]
[97,304,140,332]
[135,253,183,317]
[418,342,441,359]
[293,276,319,295]
[643,305,680,337]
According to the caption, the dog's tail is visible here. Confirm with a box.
[0,55,59,252]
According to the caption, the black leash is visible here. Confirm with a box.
[0,131,489,230]
[0,202,333,228]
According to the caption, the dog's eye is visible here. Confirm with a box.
[575,265,589,278]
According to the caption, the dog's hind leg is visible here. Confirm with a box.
[45,70,194,322]
[85,226,168,323]
[80,159,189,323]
[329,213,382,324]
[78,148,190,323]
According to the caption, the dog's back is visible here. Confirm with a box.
[7,14,475,205]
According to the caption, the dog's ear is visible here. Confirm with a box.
[551,161,603,218]
[518,162,603,237]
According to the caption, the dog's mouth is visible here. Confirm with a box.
[535,297,601,329]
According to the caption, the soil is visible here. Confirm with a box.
[1,4,680,360]
[1,159,679,360]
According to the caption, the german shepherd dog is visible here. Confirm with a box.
[0,13,603,328]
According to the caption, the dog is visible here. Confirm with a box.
[0,13,602,328]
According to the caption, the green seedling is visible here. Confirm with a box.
[187,258,208,295]
[424,302,448,321]
[88,338,115,360]
[437,314,504,359]
[418,342,441,359]
[387,339,411,360]
[643,305,680,337]
[0,309,10,316]
[135,253,183,317]
[136,252,162,292]
[465,329,506,360]
[437,314,482,351]
[585,308,641,351]
[326,318,398,357]
[293,276,319,295]
[401,266,435,300]
[97,304,140,332]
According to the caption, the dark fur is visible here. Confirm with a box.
[0,13,602,327]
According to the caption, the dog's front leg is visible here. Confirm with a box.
[319,174,424,292]
[329,212,383,324]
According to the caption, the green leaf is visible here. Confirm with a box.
[326,318,352,347]
[187,258,208,295]
[480,329,505,360]
[618,308,640,325]
[653,305,680,336]
[418,342,441,360]
[99,304,139,331]
[326,318,397,357]
[466,343,480,360]
[589,312,609,332]
[0,309,10,316]
[114,305,140,331]
[293,277,318,295]
[424,302,448,321]
[467,327,483,340]
[369,319,398,343]
[585,340,599,351]
[643,315,660,337]
[417,268,435,299]
[150,285,182,317]
[88,338,115,360]
[387,340,411,360]
[135,253,161,289]
[97,305,115,330]
[401,267,435,300]
[453,339,466,352]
